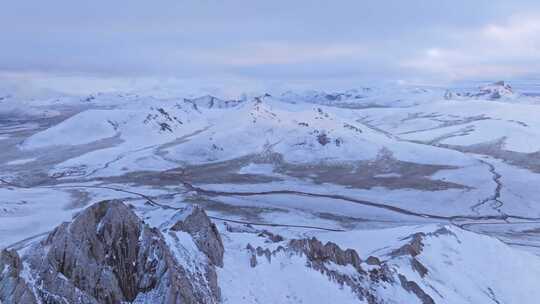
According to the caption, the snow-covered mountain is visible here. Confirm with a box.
[280,86,442,108]
[2,81,540,303]
[444,81,521,101]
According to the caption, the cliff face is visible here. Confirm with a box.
[0,200,222,304]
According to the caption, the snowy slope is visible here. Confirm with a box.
[3,81,540,303]
[22,94,478,167]
[217,221,540,304]
[316,224,540,303]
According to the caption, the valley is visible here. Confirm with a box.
[2,82,540,303]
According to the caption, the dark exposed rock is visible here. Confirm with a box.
[398,274,435,304]
[366,256,381,266]
[317,133,331,146]
[0,249,38,304]
[223,222,259,234]
[343,123,362,133]
[449,81,516,101]
[246,243,274,267]
[289,237,363,271]
[286,237,395,304]
[257,247,273,263]
[249,254,258,268]
[159,122,172,132]
[170,205,224,267]
[389,228,460,282]
[392,227,456,259]
[258,230,284,243]
[390,231,433,279]
[391,232,426,257]
[444,90,453,100]
[368,267,391,283]
[184,95,243,110]
[411,258,429,278]
[432,226,455,237]
[0,200,221,304]
[478,81,514,100]
[244,234,436,304]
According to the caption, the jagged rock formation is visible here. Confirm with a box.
[288,237,363,271]
[170,205,224,267]
[387,228,456,303]
[245,234,435,304]
[0,250,36,303]
[478,81,514,100]
[280,89,369,105]
[0,200,223,304]
[184,95,243,110]
[446,81,517,101]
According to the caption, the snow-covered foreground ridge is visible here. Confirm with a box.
[2,200,539,304]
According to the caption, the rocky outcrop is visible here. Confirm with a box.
[478,81,514,100]
[288,237,363,271]
[0,200,222,304]
[246,236,394,304]
[184,95,243,110]
[287,237,388,304]
[446,81,517,101]
[391,227,454,259]
[243,233,439,304]
[398,274,435,304]
[389,228,457,291]
[391,232,426,257]
[366,256,381,266]
[170,205,224,267]
[0,250,38,303]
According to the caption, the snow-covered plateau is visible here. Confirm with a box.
[1,81,540,303]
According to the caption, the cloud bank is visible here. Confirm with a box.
[1,0,539,93]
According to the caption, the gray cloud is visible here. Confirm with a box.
[1,0,539,93]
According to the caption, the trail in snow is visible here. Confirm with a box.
[154,126,213,165]
[82,144,160,177]
[180,181,540,222]
[355,116,397,140]
[0,179,343,250]
[207,216,345,232]
[2,174,538,227]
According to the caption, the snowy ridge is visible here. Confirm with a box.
[2,81,540,303]
[444,81,525,101]
[4,200,539,304]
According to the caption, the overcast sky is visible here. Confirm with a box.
[1,0,540,94]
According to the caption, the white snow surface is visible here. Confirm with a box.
[3,82,540,303]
